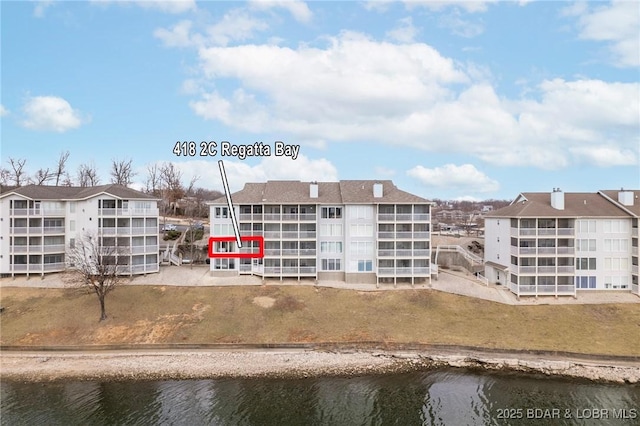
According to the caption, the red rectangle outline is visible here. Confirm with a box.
[208,236,264,258]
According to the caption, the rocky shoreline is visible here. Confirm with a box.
[1,350,639,384]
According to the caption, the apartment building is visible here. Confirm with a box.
[208,180,432,286]
[0,184,160,277]
[484,189,639,297]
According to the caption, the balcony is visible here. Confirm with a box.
[239,213,262,222]
[10,227,28,235]
[395,214,413,221]
[281,249,299,256]
[43,226,65,234]
[281,231,299,239]
[299,249,316,256]
[10,208,66,217]
[557,228,575,236]
[518,266,536,274]
[99,208,159,216]
[377,267,429,276]
[264,249,281,256]
[377,214,395,222]
[44,244,65,253]
[557,247,575,255]
[282,214,299,221]
[537,228,556,236]
[537,266,556,273]
[518,247,537,255]
[299,231,316,238]
[263,214,281,221]
[378,232,394,239]
[413,214,430,221]
[413,232,430,239]
[299,213,316,221]
[537,247,556,255]
[395,232,413,239]
[519,229,537,236]
[632,246,638,256]
[264,232,280,239]
[124,263,160,274]
[557,266,575,273]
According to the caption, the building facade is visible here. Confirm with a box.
[208,180,433,286]
[0,184,160,277]
[484,189,639,297]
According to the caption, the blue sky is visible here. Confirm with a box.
[1,0,639,200]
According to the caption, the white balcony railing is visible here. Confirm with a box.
[557,247,575,255]
[43,227,65,234]
[537,247,556,255]
[519,266,536,274]
[537,266,556,273]
[557,266,575,273]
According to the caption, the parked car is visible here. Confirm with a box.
[191,221,205,231]
[161,223,178,231]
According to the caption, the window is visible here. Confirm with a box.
[604,258,629,271]
[69,238,75,249]
[576,239,596,252]
[604,239,628,252]
[576,276,596,289]
[351,241,373,255]
[321,207,342,219]
[576,258,596,270]
[213,224,234,236]
[69,202,76,213]
[350,224,373,237]
[350,206,372,219]
[320,224,343,237]
[604,276,629,289]
[603,220,628,233]
[577,220,596,233]
[357,260,373,272]
[70,220,76,232]
[321,258,341,271]
[320,241,343,253]
[215,207,229,218]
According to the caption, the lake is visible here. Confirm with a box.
[1,369,638,425]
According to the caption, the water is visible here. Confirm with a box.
[1,369,638,425]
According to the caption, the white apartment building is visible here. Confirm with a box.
[0,184,160,277]
[208,180,433,286]
[484,189,639,297]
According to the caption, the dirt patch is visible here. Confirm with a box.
[253,296,276,308]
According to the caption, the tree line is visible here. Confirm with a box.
[1,152,222,218]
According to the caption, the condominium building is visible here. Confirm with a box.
[484,189,639,297]
[208,180,433,286]
[0,184,160,277]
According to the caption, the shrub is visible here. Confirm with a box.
[185,228,204,243]
[163,230,182,241]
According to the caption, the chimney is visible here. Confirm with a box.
[618,189,634,206]
[373,183,383,198]
[310,182,318,198]
[551,188,564,210]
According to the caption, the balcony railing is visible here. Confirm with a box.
[556,247,575,255]
[557,266,575,273]
[299,231,316,238]
[518,266,536,274]
[43,227,65,234]
[377,267,429,276]
[281,249,299,256]
[11,263,65,273]
[378,214,395,221]
[264,232,280,239]
[413,214,430,221]
[299,249,316,256]
[300,214,316,221]
[264,249,281,256]
[537,247,556,255]
[263,214,281,221]
[10,208,66,216]
[557,228,575,236]
[537,266,556,273]
[99,208,159,216]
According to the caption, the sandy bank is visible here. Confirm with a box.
[1,350,639,384]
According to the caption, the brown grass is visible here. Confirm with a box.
[0,286,639,356]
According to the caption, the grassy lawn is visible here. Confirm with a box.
[1,285,639,356]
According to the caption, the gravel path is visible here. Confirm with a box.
[2,350,639,384]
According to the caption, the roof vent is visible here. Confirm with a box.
[551,188,564,210]
[310,182,318,198]
[373,183,383,198]
[618,189,634,206]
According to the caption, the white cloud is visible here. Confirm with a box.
[374,166,396,177]
[386,17,419,43]
[205,9,268,46]
[154,20,197,47]
[570,146,638,167]
[570,0,639,67]
[155,10,268,48]
[91,0,196,14]
[438,12,484,38]
[407,164,500,193]
[34,0,54,18]
[249,0,313,23]
[171,30,637,169]
[21,96,87,132]
[0,105,8,117]
[155,154,338,193]
[404,0,497,13]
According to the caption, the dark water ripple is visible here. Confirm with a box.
[1,369,638,425]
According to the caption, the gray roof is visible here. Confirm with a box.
[487,192,632,218]
[0,184,158,201]
[599,190,640,217]
[211,180,429,205]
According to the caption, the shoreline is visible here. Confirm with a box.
[2,349,639,384]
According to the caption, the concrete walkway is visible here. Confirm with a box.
[2,265,638,306]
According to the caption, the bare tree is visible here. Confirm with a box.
[145,163,161,196]
[54,151,70,186]
[110,158,136,187]
[77,162,100,187]
[0,168,11,186]
[33,168,53,185]
[160,162,185,215]
[7,158,27,186]
[65,232,125,321]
